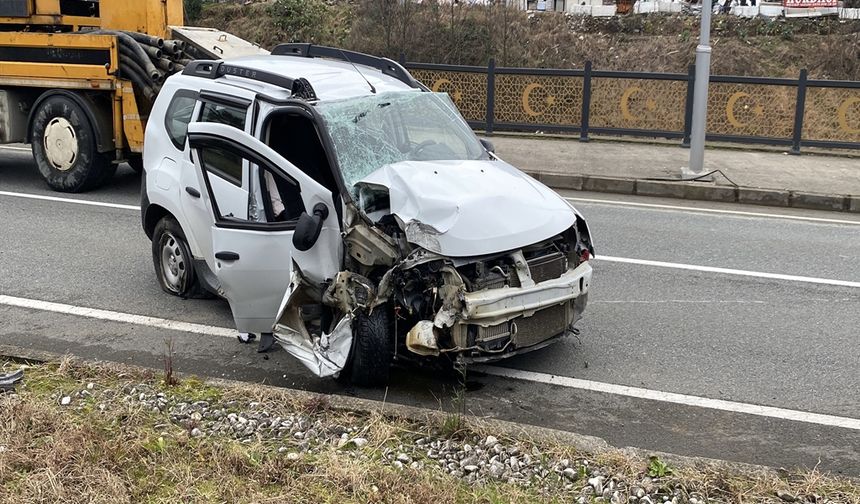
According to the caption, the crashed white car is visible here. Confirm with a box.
[141,45,594,385]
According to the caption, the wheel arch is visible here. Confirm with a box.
[142,202,173,240]
[27,90,116,155]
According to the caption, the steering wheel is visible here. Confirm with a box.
[411,139,438,158]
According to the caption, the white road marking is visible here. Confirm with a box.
[0,190,139,211]
[599,255,860,289]
[475,366,860,431]
[0,295,235,338]
[4,293,858,431]
[2,189,855,227]
[4,188,857,288]
[566,196,860,226]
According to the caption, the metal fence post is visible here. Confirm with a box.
[398,52,406,66]
[579,61,592,142]
[790,69,808,155]
[682,64,696,148]
[486,58,495,135]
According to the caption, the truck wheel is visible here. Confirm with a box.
[31,95,114,192]
[128,156,143,174]
[342,308,392,387]
[152,216,209,299]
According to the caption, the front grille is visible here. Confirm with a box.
[477,321,512,342]
[512,302,571,348]
[451,301,573,350]
[527,251,567,283]
[473,276,506,290]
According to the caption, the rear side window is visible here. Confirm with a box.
[164,90,198,149]
[199,102,246,130]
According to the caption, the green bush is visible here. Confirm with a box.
[184,0,204,24]
[267,0,328,43]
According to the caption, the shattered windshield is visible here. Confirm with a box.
[316,91,486,192]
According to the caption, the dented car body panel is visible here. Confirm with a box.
[354,159,577,257]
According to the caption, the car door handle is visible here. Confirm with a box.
[215,251,240,261]
[185,186,201,198]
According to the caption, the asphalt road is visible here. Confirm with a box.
[2,147,859,475]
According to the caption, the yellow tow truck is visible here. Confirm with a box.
[0,0,266,191]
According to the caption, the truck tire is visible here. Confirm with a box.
[128,156,144,174]
[151,216,209,299]
[342,308,392,387]
[31,95,115,192]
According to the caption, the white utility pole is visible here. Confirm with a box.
[683,0,713,179]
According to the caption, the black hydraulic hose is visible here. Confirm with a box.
[119,43,162,82]
[121,30,164,49]
[120,54,157,86]
[162,40,181,56]
[155,57,175,73]
[87,29,160,81]
[141,44,163,60]
[118,57,157,101]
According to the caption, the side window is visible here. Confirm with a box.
[199,102,246,130]
[199,145,303,226]
[196,101,248,187]
[258,165,304,224]
[164,90,198,149]
[200,146,243,187]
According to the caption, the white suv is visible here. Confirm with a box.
[141,44,594,386]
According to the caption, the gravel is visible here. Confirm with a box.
[34,380,839,504]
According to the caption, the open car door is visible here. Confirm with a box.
[186,122,341,335]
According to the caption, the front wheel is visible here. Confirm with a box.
[30,94,115,192]
[151,216,209,299]
[341,308,392,387]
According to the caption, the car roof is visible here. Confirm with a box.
[194,53,419,102]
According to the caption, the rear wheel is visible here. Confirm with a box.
[151,216,209,299]
[341,307,392,387]
[31,94,114,192]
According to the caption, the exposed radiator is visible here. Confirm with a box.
[512,301,571,348]
[527,251,567,283]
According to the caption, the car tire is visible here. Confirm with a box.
[31,95,114,192]
[151,216,210,299]
[343,307,392,387]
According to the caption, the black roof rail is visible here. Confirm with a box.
[271,44,424,90]
[182,60,297,93]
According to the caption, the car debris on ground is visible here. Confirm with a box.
[0,368,23,393]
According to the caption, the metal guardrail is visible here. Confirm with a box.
[401,57,860,153]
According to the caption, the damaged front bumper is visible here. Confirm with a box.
[408,261,593,360]
[461,262,592,321]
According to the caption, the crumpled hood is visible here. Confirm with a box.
[355,159,576,257]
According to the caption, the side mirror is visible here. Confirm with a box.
[480,137,495,154]
[292,203,329,252]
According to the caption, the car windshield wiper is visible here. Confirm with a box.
[353,102,391,123]
[353,111,369,123]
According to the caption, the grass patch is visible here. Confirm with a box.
[1,358,858,503]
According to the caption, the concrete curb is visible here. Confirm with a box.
[0,343,779,477]
[526,172,858,213]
